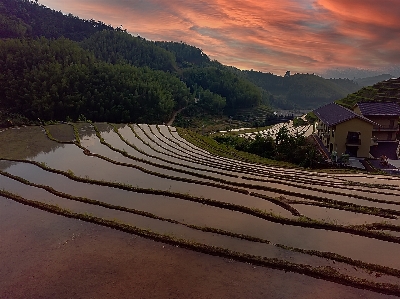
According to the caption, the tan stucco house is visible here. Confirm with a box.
[313,103,375,158]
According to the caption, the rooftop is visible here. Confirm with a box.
[313,103,374,127]
[355,102,400,116]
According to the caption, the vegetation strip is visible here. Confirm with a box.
[160,125,370,190]
[170,131,400,210]
[176,128,367,186]
[72,123,81,144]
[157,124,308,179]
[162,127,395,199]
[88,124,400,218]
[143,124,309,179]
[142,124,242,172]
[1,157,400,244]
[243,176,400,207]
[133,124,241,172]
[180,126,400,188]
[42,126,75,144]
[88,124,400,219]
[75,141,250,195]
[8,168,399,277]
[177,127,294,167]
[241,175,400,205]
[289,200,396,220]
[0,170,272,245]
[79,141,398,219]
[89,123,246,187]
[43,126,400,221]
[1,190,400,296]
[177,128,400,190]
[159,125,253,169]
[111,124,238,178]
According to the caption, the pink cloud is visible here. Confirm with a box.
[40,0,400,75]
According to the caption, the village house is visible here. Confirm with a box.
[313,103,375,158]
[353,102,400,159]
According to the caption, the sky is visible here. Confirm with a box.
[40,0,400,77]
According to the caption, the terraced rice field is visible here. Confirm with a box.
[2,122,400,296]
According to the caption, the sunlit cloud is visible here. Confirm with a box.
[40,0,400,76]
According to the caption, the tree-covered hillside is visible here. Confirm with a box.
[155,41,215,69]
[0,0,113,40]
[182,67,263,110]
[242,71,360,109]
[336,77,400,108]
[81,30,178,72]
[0,38,192,123]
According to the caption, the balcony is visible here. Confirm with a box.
[373,125,399,131]
[346,138,361,146]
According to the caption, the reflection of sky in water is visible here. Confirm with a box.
[2,125,400,287]
[2,197,394,299]
[0,126,64,161]
[292,204,389,225]
[3,158,400,270]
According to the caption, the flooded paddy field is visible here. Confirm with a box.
[2,122,400,298]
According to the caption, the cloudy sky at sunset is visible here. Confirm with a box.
[40,0,400,77]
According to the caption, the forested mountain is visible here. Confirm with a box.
[0,0,365,126]
[80,31,178,72]
[0,38,192,123]
[241,71,360,109]
[182,67,263,110]
[0,0,113,40]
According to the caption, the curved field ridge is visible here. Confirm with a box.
[1,122,400,296]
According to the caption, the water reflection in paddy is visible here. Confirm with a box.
[0,174,341,269]
[27,141,292,216]
[2,162,400,269]
[3,124,400,290]
[118,125,233,177]
[292,204,391,225]
[2,176,400,286]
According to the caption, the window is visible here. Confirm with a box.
[346,131,361,145]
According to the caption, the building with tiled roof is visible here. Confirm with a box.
[313,103,375,158]
[355,102,400,117]
[354,102,400,159]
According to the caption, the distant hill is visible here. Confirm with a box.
[0,0,113,40]
[354,74,394,87]
[241,71,360,109]
[336,77,400,108]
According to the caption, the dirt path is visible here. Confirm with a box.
[167,107,186,126]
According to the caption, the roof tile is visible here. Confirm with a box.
[313,103,374,126]
[356,102,400,116]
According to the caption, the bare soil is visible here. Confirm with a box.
[0,198,397,299]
